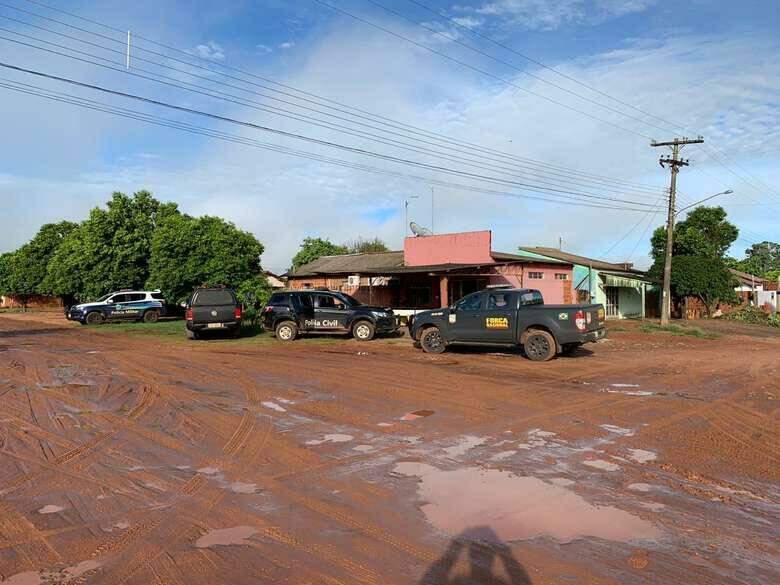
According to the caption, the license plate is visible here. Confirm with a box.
[206,323,224,329]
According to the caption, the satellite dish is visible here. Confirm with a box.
[410,222,433,237]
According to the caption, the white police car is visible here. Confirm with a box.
[66,289,167,325]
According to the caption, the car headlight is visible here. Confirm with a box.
[371,311,388,318]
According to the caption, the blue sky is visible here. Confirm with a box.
[1,0,778,271]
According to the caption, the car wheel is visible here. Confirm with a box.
[560,342,582,356]
[143,309,160,323]
[352,320,375,341]
[85,311,104,326]
[524,330,556,362]
[186,328,198,340]
[275,321,297,341]
[420,327,446,354]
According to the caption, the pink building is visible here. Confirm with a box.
[288,230,574,308]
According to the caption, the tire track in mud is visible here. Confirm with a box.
[0,501,63,569]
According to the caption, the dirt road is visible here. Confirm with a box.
[0,313,777,584]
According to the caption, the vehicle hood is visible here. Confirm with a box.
[356,305,394,313]
[71,302,103,311]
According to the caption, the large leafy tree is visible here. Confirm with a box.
[290,237,347,271]
[736,241,780,277]
[670,256,738,315]
[147,214,264,303]
[44,191,178,300]
[650,206,739,271]
[344,237,390,254]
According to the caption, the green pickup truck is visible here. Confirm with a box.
[409,288,606,361]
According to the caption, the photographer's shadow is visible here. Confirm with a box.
[419,526,531,585]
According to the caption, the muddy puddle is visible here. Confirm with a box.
[2,559,102,585]
[195,526,257,548]
[393,463,660,544]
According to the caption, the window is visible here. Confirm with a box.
[126,293,146,302]
[315,294,345,309]
[151,292,166,300]
[298,293,313,308]
[528,272,544,279]
[269,293,290,306]
[520,291,544,306]
[110,294,129,303]
[487,292,511,309]
[554,273,569,280]
[339,293,361,307]
[192,290,235,306]
[455,293,483,311]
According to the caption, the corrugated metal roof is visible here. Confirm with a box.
[518,247,642,273]
[289,251,404,276]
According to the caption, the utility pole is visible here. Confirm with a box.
[651,136,704,325]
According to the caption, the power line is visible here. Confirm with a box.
[602,193,666,256]
[0,23,665,201]
[0,63,658,212]
[309,0,654,140]
[4,0,667,195]
[0,75,655,213]
[362,0,682,136]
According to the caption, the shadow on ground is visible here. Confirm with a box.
[420,526,531,585]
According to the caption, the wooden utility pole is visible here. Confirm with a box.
[651,136,704,325]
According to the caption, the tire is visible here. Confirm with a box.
[352,320,375,341]
[143,309,160,323]
[420,327,446,354]
[524,329,556,362]
[84,311,104,326]
[186,328,198,340]
[275,321,298,342]
[561,342,582,356]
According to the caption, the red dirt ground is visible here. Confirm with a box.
[0,313,777,584]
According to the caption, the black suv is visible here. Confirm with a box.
[262,290,398,341]
[185,286,242,339]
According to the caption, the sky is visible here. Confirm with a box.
[0,0,778,272]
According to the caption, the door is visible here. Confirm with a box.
[480,290,517,343]
[119,293,148,320]
[605,286,620,318]
[295,293,315,331]
[312,294,350,331]
[449,292,486,341]
[106,293,131,319]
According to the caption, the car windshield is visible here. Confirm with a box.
[338,293,361,306]
[193,289,235,306]
[94,293,113,302]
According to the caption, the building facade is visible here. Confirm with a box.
[516,247,657,319]
[286,231,574,312]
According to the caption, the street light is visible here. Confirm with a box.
[676,189,733,215]
[404,195,419,237]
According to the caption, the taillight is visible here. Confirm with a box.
[575,310,586,331]
[234,306,242,320]
[185,308,193,321]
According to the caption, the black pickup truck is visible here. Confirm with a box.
[409,288,605,361]
[262,290,399,341]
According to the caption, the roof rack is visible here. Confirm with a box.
[485,284,513,289]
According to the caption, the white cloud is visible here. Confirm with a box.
[278,41,295,50]
[1,16,777,273]
[463,0,656,30]
[191,41,225,61]
[256,43,273,54]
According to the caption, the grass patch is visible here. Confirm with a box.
[638,322,720,339]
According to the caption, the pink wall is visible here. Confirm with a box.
[404,230,494,266]
[488,263,573,304]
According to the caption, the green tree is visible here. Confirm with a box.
[290,237,347,271]
[344,237,390,254]
[44,191,178,300]
[147,214,264,303]
[670,256,738,316]
[0,252,15,297]
[736,241,780,277]
[236,274,272,326]
[650,206,739,277]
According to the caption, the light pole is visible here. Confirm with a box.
[404,195,419,237]
[675,190,733,216]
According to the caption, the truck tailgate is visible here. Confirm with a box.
[192,305,235,323]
